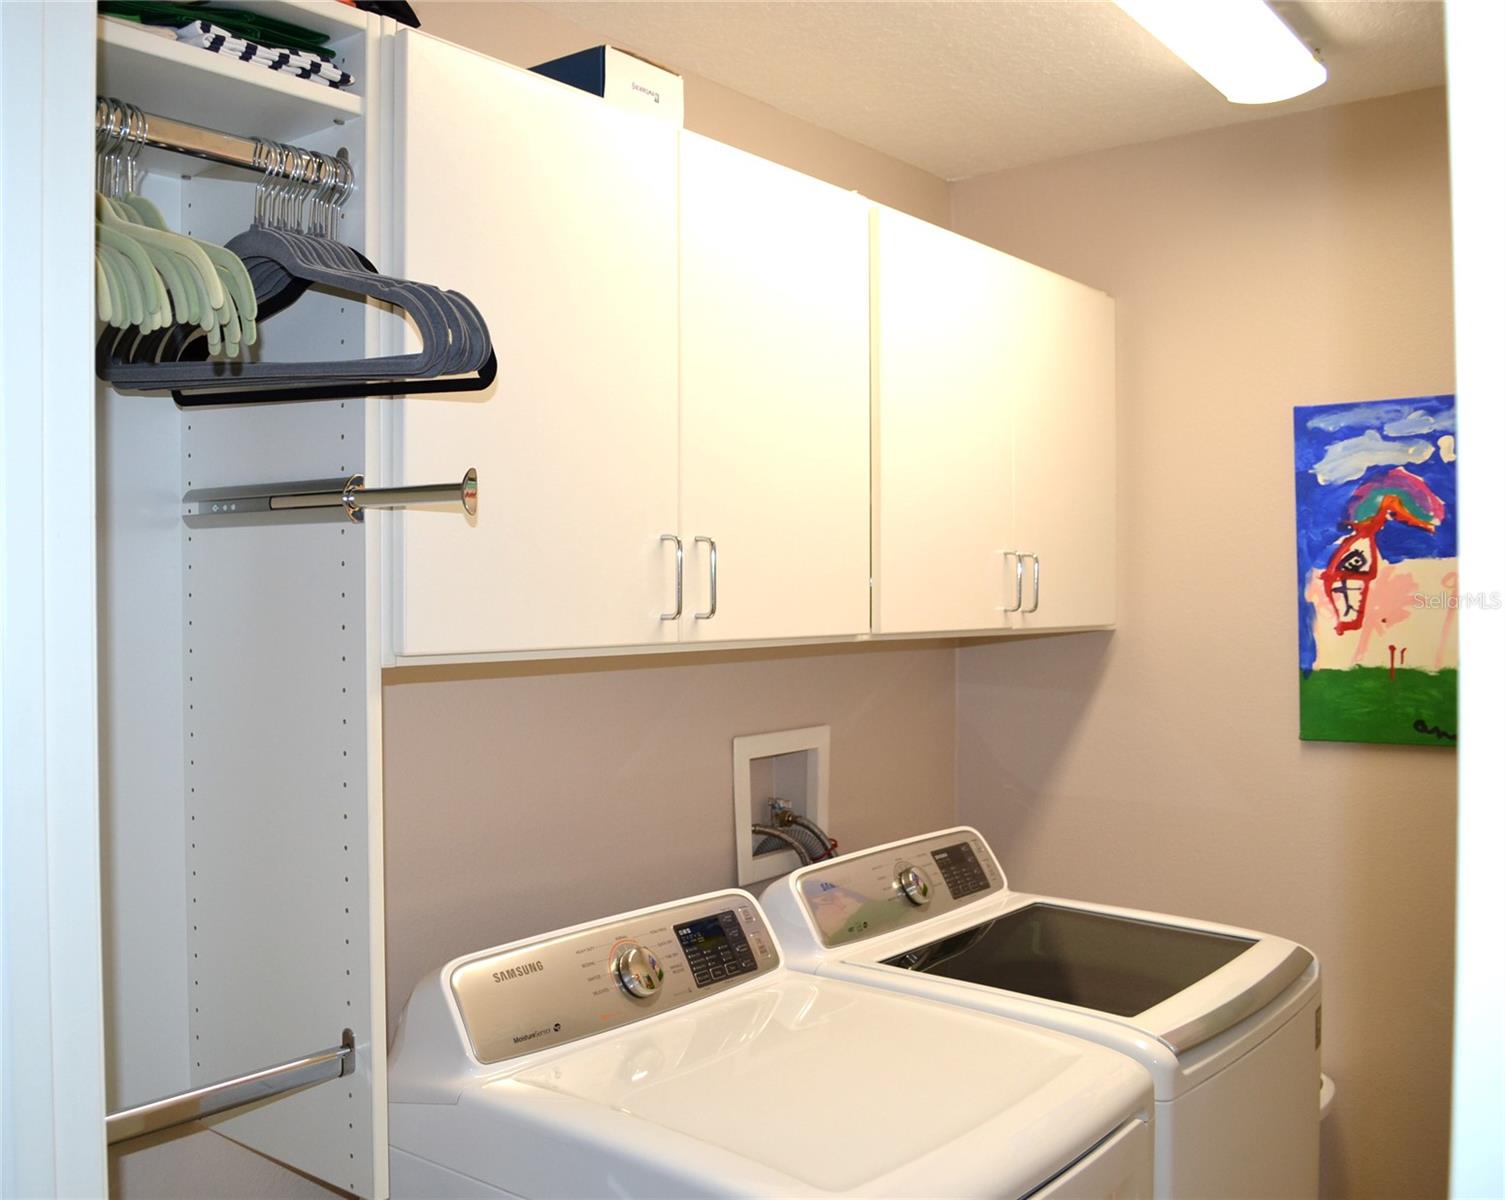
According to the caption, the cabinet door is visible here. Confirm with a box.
[1006,262,1116,630]
[390,34,680,657]
[679,134,871,642]
[871,207,1013,634]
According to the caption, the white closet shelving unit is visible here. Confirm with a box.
[96,4,392,1196]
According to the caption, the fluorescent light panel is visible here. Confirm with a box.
[1114,0,1327,105]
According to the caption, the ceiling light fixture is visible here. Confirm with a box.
[1113,0,1327,105]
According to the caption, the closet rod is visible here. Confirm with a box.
[106,1030,354,1145]
[182,468,479,526]
[96,97,325,176]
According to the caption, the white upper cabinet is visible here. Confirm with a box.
[387,35,1112,660]
[678,134,871,643]
[871,206,1015,634]
[390,34,680,658]
[1005,261,1116,631]
[871,207,1116,636]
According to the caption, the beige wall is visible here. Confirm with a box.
[951,88,1456,1200]
[382,644,956,1031]
[413,0,950,225]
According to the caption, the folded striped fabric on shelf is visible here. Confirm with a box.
[174,19,355,89]
[100,1,335,57]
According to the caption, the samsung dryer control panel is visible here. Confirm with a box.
[797,830,1005,947]
[448,893,780,1064]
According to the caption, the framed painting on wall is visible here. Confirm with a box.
[1294,395,1458,746]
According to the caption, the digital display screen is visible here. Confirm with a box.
[675,915,730,953]
[674,910,757,988]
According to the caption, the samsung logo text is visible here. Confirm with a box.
[493,961,545,983]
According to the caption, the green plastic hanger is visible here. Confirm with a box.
[218,263,256,347]
[121,201,223,333]
[107,242,145,330]
[97,237,145,329]
[128,217,194,325]
[215,276,241,357]
[99,244,134,329]
[119,192,166,229]
[94,249,116,326]
[95,220,158,327]
[129,199,257,348]
[97,194,225,314]
[115,194,230,329]
[95,199,163,323]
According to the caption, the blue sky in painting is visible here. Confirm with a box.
[1294,395,1457,673]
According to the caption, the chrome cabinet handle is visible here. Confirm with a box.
[694,536,718,619]
[660,534,683,620]
[1023,553,1041,614]
[1000,551,1024,613]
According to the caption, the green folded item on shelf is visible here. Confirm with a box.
[97,1,335,58]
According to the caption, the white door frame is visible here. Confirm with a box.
[1,2,106,1196]
[1445,2,1505,1197]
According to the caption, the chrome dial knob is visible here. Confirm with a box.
[611,941,663,999]
[896,864,933,907]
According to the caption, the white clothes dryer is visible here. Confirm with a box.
[759,828,1321,1200]
[388,888,1154,1199]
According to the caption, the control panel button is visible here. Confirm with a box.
[611,941,664,999]
[931,842,991,900]
[674,909,762,989]
[896,864,933,907]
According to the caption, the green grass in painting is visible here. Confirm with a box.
[1300,667,1457,746]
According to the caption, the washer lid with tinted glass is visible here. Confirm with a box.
[881,902,1255,1017]
[762,828,1315,1059]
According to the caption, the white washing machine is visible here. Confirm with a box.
[388,888,1154,1198]
[760,828,1321,1200]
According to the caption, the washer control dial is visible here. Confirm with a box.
[611,942,664,999]
[896,864,933,907]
